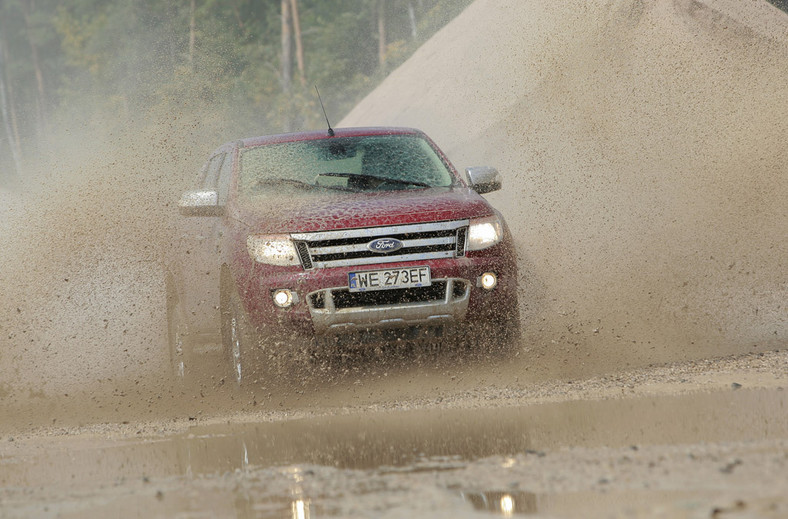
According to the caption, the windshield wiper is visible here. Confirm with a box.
[316,172,431,190]
[253,178,324,190]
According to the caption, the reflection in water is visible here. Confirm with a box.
[463,491,537,516]
[501,494,514,515]
[292,498,311,519]
[288,466,312,519]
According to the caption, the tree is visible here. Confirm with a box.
[767,0,788,12]
[281,0,292,90]
[0,0,474,152]
[281,0,305,92]
[20,0,47,131]
[290,0,306,87]
[189,0,195,66]
[377,0,386,71]
[0,31,22,179]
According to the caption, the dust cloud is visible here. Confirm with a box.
[343,0,787,369]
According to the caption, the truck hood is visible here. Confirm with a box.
[229,187,495,233]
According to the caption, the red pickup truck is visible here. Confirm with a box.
[168,127,519,384]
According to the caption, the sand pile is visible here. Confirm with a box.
[343,0,787,362]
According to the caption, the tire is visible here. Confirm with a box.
[221,280,258,386]
[166,272,190,380]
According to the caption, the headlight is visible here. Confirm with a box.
[246,234,300,266]
[467,215,503,251]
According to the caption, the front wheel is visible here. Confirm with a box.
[166,272,190,380]
[221,282,258,386]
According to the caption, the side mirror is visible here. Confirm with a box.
[465,166,502,194]
[178,190,224,217]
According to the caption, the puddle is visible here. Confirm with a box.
[3,388,786,485]
[1,388,786,518]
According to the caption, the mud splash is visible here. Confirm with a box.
[0,118,206,406]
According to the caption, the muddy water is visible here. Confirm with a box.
[2,387,786,517]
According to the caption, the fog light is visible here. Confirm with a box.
[272,289,294,308]
[478,272,498,290]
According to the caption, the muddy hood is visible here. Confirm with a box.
[231,187,495,233]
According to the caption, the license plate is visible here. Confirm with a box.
[348,266,431,292]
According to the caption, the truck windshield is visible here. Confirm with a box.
[239,134,455,195]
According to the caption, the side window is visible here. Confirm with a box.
[217,150,234,204]
[202,154,225,191]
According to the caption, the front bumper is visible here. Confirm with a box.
[307,277,470,335]
[238,249,518,340]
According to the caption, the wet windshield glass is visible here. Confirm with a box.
[238,134,454,196]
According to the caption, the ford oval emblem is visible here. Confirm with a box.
[367,237,403,254]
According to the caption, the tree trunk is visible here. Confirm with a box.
[21,0,46,132]
[0,21,22,163]
[407,2,418,40]
[189,0,196,66]
[289,0,306,86]
[0,33,21,179]
[377,0,386,71]
[281,0,292,91]
[230,0,245,31]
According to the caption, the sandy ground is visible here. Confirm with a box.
[1,0,787,517]
[0,349,786,518]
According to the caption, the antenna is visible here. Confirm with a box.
[314,85,334,137]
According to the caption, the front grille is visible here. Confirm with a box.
[308,279,468,311]
[332,282,447,309]
[291,220,469,269]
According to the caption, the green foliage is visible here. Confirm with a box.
[767,0,788,12]
[0,0,472,176]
